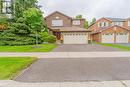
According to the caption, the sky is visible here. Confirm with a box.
[38,0,130,22]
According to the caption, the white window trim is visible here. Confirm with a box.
[128,21,130,27]
[52,20,63,27]
[73,20,81,25]
[98,22,109,27]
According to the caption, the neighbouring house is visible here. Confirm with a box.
[45,11,91,44]
[0,0,13,19]
[89,17,130,43]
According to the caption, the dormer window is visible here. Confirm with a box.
[98,22,108,27]
[112,22,123,26]
[128,21,130,27]
[73,20,81,25]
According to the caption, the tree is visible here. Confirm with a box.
[23,8,44,45]
[84,20,89,29]
[76,15,83,19]
[90,18,96,25]
[14,0,38,19]
[76,15,89,29]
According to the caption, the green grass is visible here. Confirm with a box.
[0,44,57,52]
[100,43,130,51]
[0,57,37,80]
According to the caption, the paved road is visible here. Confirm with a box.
[52,44,122,52]
[15,57,130,82]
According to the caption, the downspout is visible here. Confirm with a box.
[114,26,117,44]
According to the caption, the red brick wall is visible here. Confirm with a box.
[45,12,72,28]
[89,18,112,31]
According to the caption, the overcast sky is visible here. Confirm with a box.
[38,0,130,21]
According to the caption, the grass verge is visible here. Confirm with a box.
[0,57,37,80]
[0,44,57,52]
[100,43,130,51]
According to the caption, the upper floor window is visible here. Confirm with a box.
[128,21,130,27]
[52,20,63,27]
[73,20,81,25]
[0,0,12,14]
[112,22,123,26]
[98,22,108,27]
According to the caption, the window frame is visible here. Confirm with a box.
[52,20,63,27]
[72,20,81,26]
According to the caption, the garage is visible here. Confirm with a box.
[62,32,88,44]
[116,33,129,43]
[101,33,129,43]
[102,33,115,43]
[60,27,91,44]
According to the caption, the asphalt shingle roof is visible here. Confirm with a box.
[106,18,126,22]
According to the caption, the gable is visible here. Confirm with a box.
[45,11,72,19]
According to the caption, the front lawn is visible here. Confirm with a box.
[0,44,57,52]
[0,57,37,80]
[100,43,130,51]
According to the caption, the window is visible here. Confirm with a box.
[0,0,12,14]
[73,20,81,25]
[52,20,63,26]
[128,21,130,27]
[112,22,123,26]
[98,22,109,27]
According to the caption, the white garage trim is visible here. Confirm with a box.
[101,33,115,43]
[62,32,88,44]
[116,33,129,43]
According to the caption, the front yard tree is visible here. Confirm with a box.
[23,8,44,45]
[76,15,89,29]
[14,0,38,19]
[90,18,96,25]
[76,15,83,19]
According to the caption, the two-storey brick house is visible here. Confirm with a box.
[89,17,130,43]
[45,11,91,44]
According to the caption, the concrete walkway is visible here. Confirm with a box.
[0,80,130,87]
[0,52,130,58]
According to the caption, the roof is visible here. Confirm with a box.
[49,27,91,32]
[91,25,130,34]
[88,17,127,28]
[72,18,86,20]
[45,11,72,19]
[106,18,126,22]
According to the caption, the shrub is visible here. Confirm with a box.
[40,32,56,43]
[47,35,56,43]
[9,23,31,36]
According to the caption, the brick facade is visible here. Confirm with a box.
[90,17,130,43]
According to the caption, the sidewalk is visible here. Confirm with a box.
[0,52,130,58]
[0,80,129,87]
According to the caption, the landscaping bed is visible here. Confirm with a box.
[0,44,57,52]
[0,57,37,80]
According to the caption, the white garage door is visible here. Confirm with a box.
[116,33,129,43]
[102,33,114,43]
[63,33,88,44]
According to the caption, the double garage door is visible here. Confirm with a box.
[102,33,129,43]
[62,32,88,44]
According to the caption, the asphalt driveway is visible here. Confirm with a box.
[117,44,130,47]
[52,44,122,52]
[15,58,130,82]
